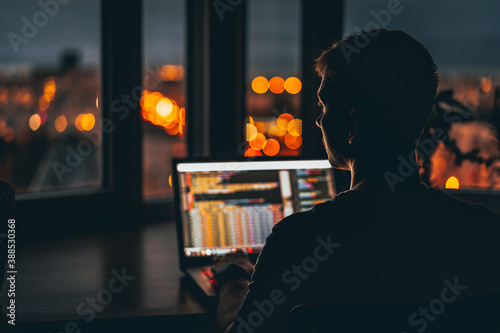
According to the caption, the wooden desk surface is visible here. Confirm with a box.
[0,221,215,332]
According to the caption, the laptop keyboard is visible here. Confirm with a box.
[202,266,218,288]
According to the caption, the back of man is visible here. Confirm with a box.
[232,185,500,332]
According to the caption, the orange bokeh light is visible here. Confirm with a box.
[244,148,262,157]
[284,77,302,94]
[159,65,184,82]
[38,96,50,111]
[81,113,95,131]
[252,76,269,94]
[285,134,302,149]
[75,114,85,131]
[263,138,280,156]
[277,113,294,131]
[287,119,302,136]
[54,115,67,133]
[249,133,267,150]
[268,77,285,94]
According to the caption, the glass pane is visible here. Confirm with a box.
[345,0,500,191]
[0,0,101,194]
[143,0,187,198]
[246,0,302,157]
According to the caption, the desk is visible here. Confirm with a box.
[0,221,215,332]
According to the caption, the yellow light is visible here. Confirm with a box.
[81,113,95,131]
[54,115,67,133]
[269,77,285,94]
[445,176,460,189]
[277,113,294,131]
[287,119,302,136]
[248,116,254,125]
[29,114,41,131]
[178,107,186,125]
[44,78,56,100]
[169,175,173,187]
[96,96,99,109]
[246,123,258,141]
[284,77,302,94]
[156,98,173,117]
[252,76,269,94]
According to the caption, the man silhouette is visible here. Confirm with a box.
[213,29,500,333]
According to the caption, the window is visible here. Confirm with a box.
[0,0,101,194]
[245,0,303,157]
[345,0,500,191]
[143,0,187,198]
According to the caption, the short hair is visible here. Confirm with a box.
[315,29,438,153]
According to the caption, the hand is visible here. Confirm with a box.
[212,251,254,277]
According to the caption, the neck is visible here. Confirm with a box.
[349,155,425,192]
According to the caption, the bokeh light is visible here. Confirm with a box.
[81,113,96,131]
[263,138,280,156]
[285,134,302,149]
[29,114,41,131]
[75,114,85,131]
[284,77,302,94]
[445,176,460,189]
[54,115,67,133]
[252,76,269,94]
[277,113,294,130]
[249,133,267,150]
[246,123,258,141]
[268,77,285,94]
[244,148,262,157]
[287,119,302,136]
[156,98,173,117]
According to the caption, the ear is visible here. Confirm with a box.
[347,109,361,144]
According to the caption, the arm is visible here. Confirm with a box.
[213,252,254,333]
[216,278,249,333]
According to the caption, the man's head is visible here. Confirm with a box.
[315,29,438,170]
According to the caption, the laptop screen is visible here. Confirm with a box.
[175,159,335,258]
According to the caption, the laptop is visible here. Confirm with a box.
[172,157,336,297]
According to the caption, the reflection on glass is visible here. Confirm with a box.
[246,0,302,157]
[345,0,500,190]
[0,0,101,193]
[143,0,187,198]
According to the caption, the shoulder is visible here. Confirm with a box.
[270,194,349,236]
[429,187,499,221]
